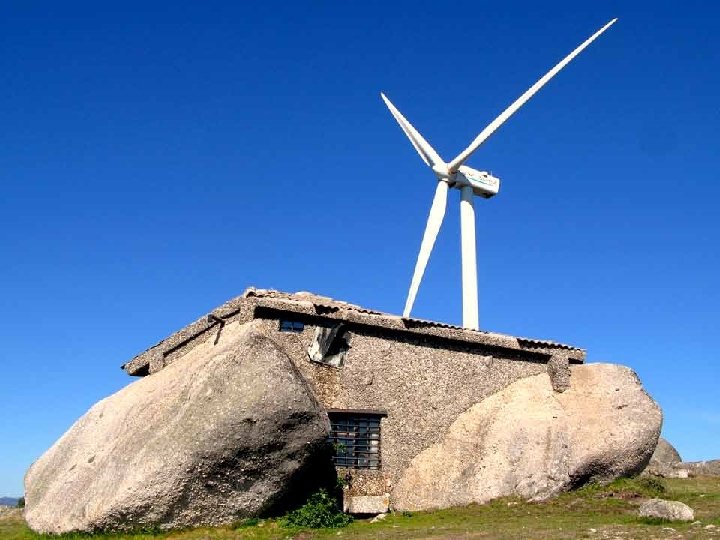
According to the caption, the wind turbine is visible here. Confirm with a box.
[382,18,617,330]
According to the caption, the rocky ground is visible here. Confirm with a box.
[644,438,720,480]
[2,477,719,539]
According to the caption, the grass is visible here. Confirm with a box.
[2,477,719,539]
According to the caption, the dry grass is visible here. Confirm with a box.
[2,477,719,540]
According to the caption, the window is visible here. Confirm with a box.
[279,320,304,332]
[328,410,385,469]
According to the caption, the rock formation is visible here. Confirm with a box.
[642,438,683,478]
[642,439,720,478]
[639,499,695,521]
[679,460,720,477]
[392,363,662,510]
[24,321,334,534]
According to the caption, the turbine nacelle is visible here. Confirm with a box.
[431,164,500,199]
[451,166,500,199]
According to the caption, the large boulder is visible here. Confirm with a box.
[392,363,661,510]
[639,499,695,521]
[642,438,683,478]
[24,320,333,534]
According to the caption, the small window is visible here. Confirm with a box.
[279,320,304,332]
[328,411,385,470]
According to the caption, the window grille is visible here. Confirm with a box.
[279,320,304,332]
[328,411,383,470]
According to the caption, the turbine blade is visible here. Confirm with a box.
[403,181,449,318]
[381,93,444,168]
[448,18,618,172]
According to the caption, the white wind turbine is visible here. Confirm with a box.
[382,18,617,330]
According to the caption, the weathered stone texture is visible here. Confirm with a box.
[546,353,571,392]
[267,321,550,491]
[642,438,683,478]
[343,494,390,514]
[639,499,695,521]
[679,460,720,477]
[653,438,682,464]
[24,320,332,534]
[391,363,662,511]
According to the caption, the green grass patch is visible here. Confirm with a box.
[573,475,666,499]
[3,476,719,539]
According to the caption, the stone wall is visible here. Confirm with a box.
[256,316,559,495]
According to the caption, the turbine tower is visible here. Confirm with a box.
[382,18,617,330]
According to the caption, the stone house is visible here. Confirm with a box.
[122,288,585,513]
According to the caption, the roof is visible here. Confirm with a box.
[122,287,586,375]
[243,288,584,350]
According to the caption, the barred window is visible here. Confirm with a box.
[328,410,385,470]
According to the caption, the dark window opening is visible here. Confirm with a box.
[328,411,384,469]
[279,320,305,333]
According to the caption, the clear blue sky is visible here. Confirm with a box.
[1,1,718,496]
